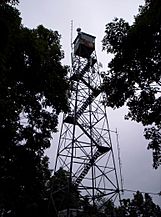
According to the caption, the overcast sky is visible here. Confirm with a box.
[18,0,161,206]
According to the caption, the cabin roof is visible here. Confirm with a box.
[73,32,96,44]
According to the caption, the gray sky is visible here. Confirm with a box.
[18,0,161,206]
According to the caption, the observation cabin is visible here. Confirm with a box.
[73,28,96,59]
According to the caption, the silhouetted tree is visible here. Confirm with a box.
[48,168,82,216]
[0,0,19,5]
[93,192,161,217]
[0,1,69,217]
[102,0,161,168]
[116,191,161,217]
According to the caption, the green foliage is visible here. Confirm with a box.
[102,0,161,168]
[0,1,69,217]
[0,0,19,6]
[117,191,161,217]
[94,191,161,217]
[49,168,82,215]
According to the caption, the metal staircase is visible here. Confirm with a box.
[75,145,110,186]
[64,88,101,123]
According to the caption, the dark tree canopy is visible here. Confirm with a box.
[102,0,161,168]
[115,191,161,217]
[49,168,82,216]
[0,0,19,5]
[0,1,69,217]
[90,191,161,217]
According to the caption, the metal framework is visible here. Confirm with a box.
[54,30,121,214]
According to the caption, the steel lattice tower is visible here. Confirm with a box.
[54,29,121,215]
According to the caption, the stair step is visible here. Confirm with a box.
[70,62,90,81]
[75,146,110,185]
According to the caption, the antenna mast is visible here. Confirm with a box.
[70,20,73,51]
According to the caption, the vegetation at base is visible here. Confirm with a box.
[102,0,161,168]
[96,191,161,217]
[48,169,161,217]
[48,168,81,216]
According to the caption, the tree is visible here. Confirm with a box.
[49,168,105,217]
[0,0,19,5]
[0,1,69,217]
[48,168,82,216]
[102,0,161,168]
[94,191,161,217]
[116,191,161,217]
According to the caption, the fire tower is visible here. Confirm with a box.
[53,29,121,216]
